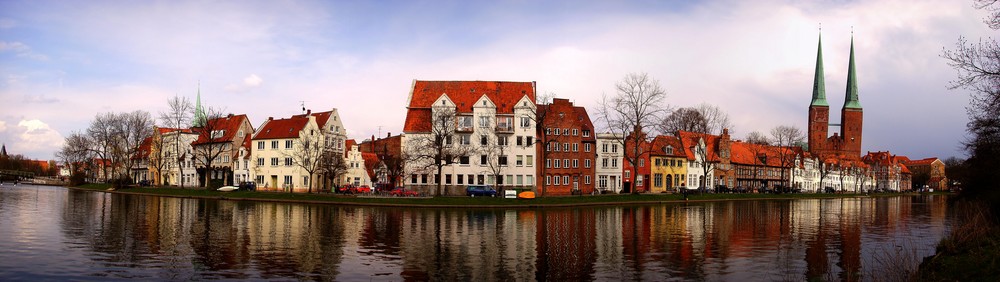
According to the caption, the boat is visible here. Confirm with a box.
[217,186,238,192]
[517,191,535,199]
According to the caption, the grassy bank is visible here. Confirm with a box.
[74,183,932,208]
[918,199,1000,281]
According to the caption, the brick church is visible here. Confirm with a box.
[807,33,863,162]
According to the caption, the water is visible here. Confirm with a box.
[0,184,953,281]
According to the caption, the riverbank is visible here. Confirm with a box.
[69,183,942,208]
[917,199,1000,280]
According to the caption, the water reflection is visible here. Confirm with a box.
[0,185,952,281]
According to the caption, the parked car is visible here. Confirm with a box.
[390,188,420,197]
[466,185,497,197]
[137,180,151,187]
[355,185,372,193]
[337,184,356,194]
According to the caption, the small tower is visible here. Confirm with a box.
[807,32,830,154]
[841,35,864,157]
[193,82,206,127]
[1,144,7,157]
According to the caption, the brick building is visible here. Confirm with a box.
[808,34,864,162]
[537,98,596,195]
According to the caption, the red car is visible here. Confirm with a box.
[354,185,372,193]
[390,188,419,197]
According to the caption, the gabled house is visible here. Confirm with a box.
[360,133,405,189]
[402,80,537,196]
[678,131,721,191]
[190,114,254,187]
[252,114,321,192]
[537,98,596,195]
[130,136,153,184]
[595,133,624,193]
[648,135,688,193]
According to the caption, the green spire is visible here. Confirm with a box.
[844,35,862,109]
[193,82,206,127]
[810,32,829,107]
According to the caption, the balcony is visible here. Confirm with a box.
[495,123,513,133]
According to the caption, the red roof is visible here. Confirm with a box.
[362,152,379,179]
[344,139,358,157]
[255,116,310,140]
[192,114,250,145]
[903,157,938,166]
[648,135,686,158]
[240,134,252,159]
[293,110,334,129]
[678,131,721,162]
[133,137,153,160]
[403,80,535,132]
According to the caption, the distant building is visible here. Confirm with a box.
[537,98,596,195]
[595,133,623,193]
[901,157,947,190]
[648,135,688,193]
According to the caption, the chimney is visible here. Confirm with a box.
[306,109,311,115]
[387,132,391,138]
[268,117,273,121]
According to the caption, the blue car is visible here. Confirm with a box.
[466,185,497,197]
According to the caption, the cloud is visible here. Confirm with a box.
[0,41,48,60]
[244,74,262,87]
[0,119,64,159]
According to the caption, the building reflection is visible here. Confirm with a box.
[51,189,953,281]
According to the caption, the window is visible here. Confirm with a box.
[271,141,279,149]
[572,159,579,168]
[563,176,570,185]
[602,158,608,168]
[499,156,508,166]
[526,155,533,167]
[572,143,578,152]
[271,158,279,166]
[460,156,470,165]
[256,175,264,185]
[480,136,487,146]
[583,130,590,137]
[480,155,487,165]
[498,116,512,130]
[553,159,559,168]
[303,176,309,187]
[285,140,293,149]
[257,141,264,150]
[585,175,591,184]
[562,143,569,151]
[526,137,533,146]
[654,173,663,187]
[639,159,645,167]
[517,136,523,146]
[445,174,452,184]
[585,159,591,168]
[563,159,569,168]
[516,155,523,166]
[458,116,473,130]
[479,116,491,128]
[257,158,264,166]
[599,175,608,188]
[603,143,608,152]
[625,170,631,178]
[612,159,618,168]
[665,146,674,155]
[457,174,464,184]
[546,175,551,185]
[498,136,508,146]
[553,128,559,136]
[563,128,569,135]
[553,176,559,185]
[284,175,292,186]
[637,175,644,187]
[412,174,417,184]
[460,135,471,145]
[506,175,513,186]
[572,129,578,136]
[612,144,618,153]
[520,116,531,128]
[585,143,591,152]
[284,158,292,166]
[517,175,523,185]
[527,175,534,185]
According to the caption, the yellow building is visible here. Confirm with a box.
[649,135,688,193]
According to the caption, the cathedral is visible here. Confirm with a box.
[808,33,863,161]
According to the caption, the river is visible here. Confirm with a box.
[0,184,953,281]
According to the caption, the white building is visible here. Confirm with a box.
[342,140,374,187]
[160,129,199,187]
[252,114,321,192]
[596,133,623,193]
[401,80,537,196]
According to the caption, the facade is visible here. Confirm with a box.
[232,134,253,184]
[901,157,947,190]
[360,133,404,188]
[678,131,719,190]
[252,114,321,192]
[131,136,152,183]
[343,140,373,187]
[862,151,911,191]
[537,98,597,195]
[648,135,687,193]
[159,129,198,187]
[402,80,538,196]
[191,114,254,187]
[294,109,348,190]
[595,133,623,193]
[622,129,652,193]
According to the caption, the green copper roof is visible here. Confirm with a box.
[193,83,206,127]
[810,33,829,107]
[844,36,862,109]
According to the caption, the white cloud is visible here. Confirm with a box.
[0,41,48,60]
[0,119,64,159]
[244,74,262,87]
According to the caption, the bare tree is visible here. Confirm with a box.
[744,131,771,192]
[86,112,123,182]
[817,158,838,193]
[405,108,474,196]
[770,125,804,192]
[318,148,349,191]
[147,129,168,185]
[598,72,669,194]
[158,95,193,188]
[660,107,707,137]
[190,107,228,188]
[57,131,94,183]
[696,103,734,136]
[943,0,1000,196]
[286,125,324,193]
[119,110,154,185]
[480,133,512,195]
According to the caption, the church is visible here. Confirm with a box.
[807,33,864,162]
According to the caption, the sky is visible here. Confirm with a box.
[0,0,993,161]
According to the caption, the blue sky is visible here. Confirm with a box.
[0,0,992,161]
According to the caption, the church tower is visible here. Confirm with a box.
[807,32,830,153]
[193,82,206,127]
[841,35,863,157]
